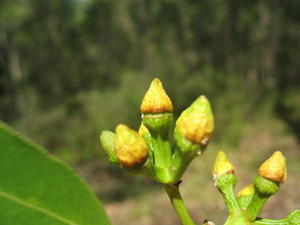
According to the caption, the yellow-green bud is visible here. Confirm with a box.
[176,96,214,146]
[140,78,173,114]
[115,124,148,169]
[99,130,118,165]
[237,184,254,198]
[138,123,149,137]
[258,151,287,183]
[212,151,234,180]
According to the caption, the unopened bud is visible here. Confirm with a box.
[237,184,254,209]
[140,78,173,114]
[138,123,150,137]
[213,151,234,180]
[258,151,287,183]
[176,96,214,146]
[115,124,148,169]
[237,184,254,198]
[100,130,118,165]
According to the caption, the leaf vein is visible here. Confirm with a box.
[0,190,80,225]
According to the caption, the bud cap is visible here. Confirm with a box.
[213,151,234,179]
[176,96,214,145]
[115,124,148,169]
[140,78,173,114]
[138,123,149,137]
[258,151,287,183]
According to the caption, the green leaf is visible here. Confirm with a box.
[0,121,111,225]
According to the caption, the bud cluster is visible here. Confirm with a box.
[212,150,292,224]
[100,78,214,184]
[99,78,298,225]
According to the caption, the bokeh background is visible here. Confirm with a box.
[1,0,300,224]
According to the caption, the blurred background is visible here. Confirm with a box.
[0,0,300,224]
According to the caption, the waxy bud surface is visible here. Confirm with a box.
[138,124,149,137]
[140,78,173,114]
[258,151,287,183]
[237,184,254,198]
[213,151,234,179]
[100,130,118,165]
[176,96,214,146]
[115,124,148,169]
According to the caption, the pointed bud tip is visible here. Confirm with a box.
[115,124,148,169]
[140,78,173,114]
[258,151,287,183]
[138,123,149,137]
[176,96,214,145]
[237,184,254,198]
[212,151,234,179]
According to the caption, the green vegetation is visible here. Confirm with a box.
[0,122,110,224]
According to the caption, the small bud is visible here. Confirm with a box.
[176,96,214,146]
[212,151,234,180]
[258,151,287,183]
[140,78,173,114]
[237,184,254,198]
[99,130,118,165]
[237,184,254,209]
[138,123,149,137]
[115,124,148,169]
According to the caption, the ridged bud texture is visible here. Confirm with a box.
[258,151,287,183]
[140,78,173,114]
[115,124,148,169]
[176,96,214,146]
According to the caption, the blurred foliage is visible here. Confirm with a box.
[0,0,300,165]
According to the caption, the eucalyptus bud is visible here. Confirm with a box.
[140,78,173,114]
[237,184,254,209]
[140,78,173,136]
[212,151,235,180]
[138,123,149,137]
[258,151,287,183]
[237,184,254,198]
[176,96,214,147]
[115,124,148,169]
[99,130,118,165]
[246,151,287,221]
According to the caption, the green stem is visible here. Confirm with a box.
[254,209,300,224]
[164,183,196,225]
[246,176,279,221]
[216,174,240,214]
[222,184,240,214]
[246,191,268,221]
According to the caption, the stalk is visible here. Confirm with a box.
[164,183,196,225]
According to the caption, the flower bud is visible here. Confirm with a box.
[138,123,150,137]
[212,151,234,180]
[237,184,254,198]
[258,151,287,183]
[176,96,214,146]
[115,124,148,169]
[140,78,173,114]
[99,130,118,165]
[237,184,254,209]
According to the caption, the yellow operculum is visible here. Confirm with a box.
[237,184,254,198]
[138,123,149,137]
[176,95,214,146]
[258,151,287,183]
[140,78,173,114]
[212,151,234,179]
[115,124,148,169]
